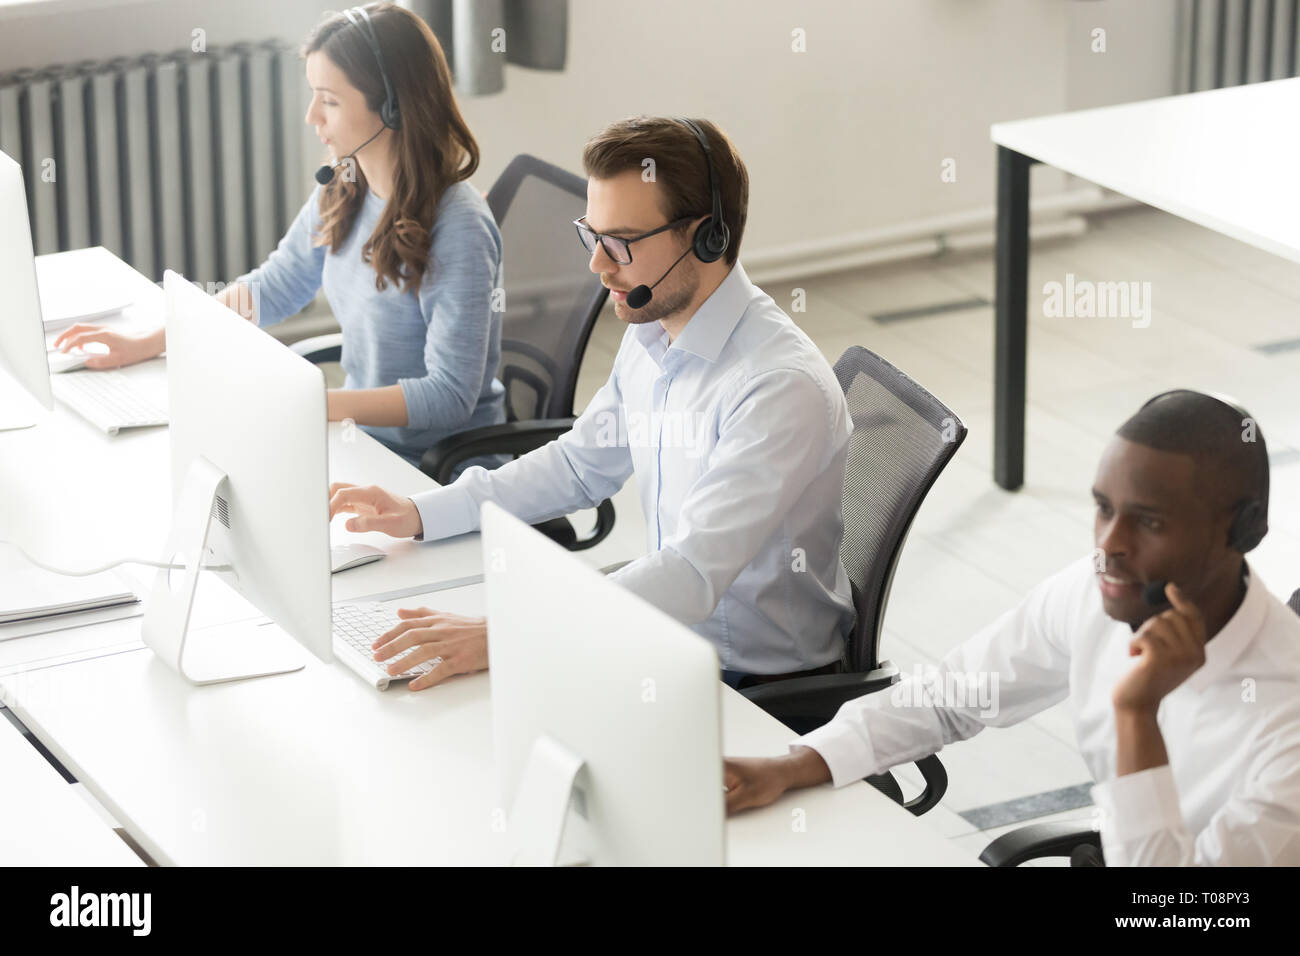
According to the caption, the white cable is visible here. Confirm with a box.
[0,538,232,577]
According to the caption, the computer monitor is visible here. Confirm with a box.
[141,270,333,684]
[0,151,53,431]
[482,502,724,866]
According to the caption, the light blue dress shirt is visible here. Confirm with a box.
[410,262,856,674]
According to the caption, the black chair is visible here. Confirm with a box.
[982,582,1300,865]
[293,154,615,551]
[979,820,1103,867]
[742,345,966,815]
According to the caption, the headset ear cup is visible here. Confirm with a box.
[382,101,400,130]
[1231,501,1267,553]
[692,217,728,263]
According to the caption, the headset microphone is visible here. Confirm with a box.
[1143,579,1171,608]
[626,245,695,309]
[314,125,387,185]
[316,7,401,186]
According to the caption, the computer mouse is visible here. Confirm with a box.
[47,349,89,374]
[330,543,386,574]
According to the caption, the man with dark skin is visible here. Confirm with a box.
[724,391,1300,866]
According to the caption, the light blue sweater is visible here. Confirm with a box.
[236,180,506,465]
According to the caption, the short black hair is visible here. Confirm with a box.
[1117,389,1269,533]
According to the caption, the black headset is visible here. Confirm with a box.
[1140,389,1269,553]
[344,6,400,131]
[677,118,729,264]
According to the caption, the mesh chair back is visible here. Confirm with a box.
[486,155,609,422]
[835,346,967,673]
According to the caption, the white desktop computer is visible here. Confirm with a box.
[483,502,725,866]
[142,270,333,683]
[0,151,54,431]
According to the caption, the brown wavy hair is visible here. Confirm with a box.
[303,3,480,296]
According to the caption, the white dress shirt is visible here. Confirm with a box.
[409,262,856,674]
[797,555,1300,866]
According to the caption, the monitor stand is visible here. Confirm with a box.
[505,735,592,866]
[0,374,48,431]
[141,455,305,685]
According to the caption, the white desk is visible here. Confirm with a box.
[0,712,142,866]
[988,77,1300,489]
[0,249,645,672]
[1,583,976,866]
[1,249,975,866]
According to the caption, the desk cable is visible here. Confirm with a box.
[0,537,232,577]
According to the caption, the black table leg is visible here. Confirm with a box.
[994,146,1035,491]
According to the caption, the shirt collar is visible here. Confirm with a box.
[1184,563,1266,692]
[632,261,753,367]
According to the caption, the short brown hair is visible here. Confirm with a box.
[582,116,748,266]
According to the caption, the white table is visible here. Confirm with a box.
[989,77,1300,489]
[0,712,142,866]
[1,249,975,866]
[1,583,976,866]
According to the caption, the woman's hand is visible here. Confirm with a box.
[52,324,164,370]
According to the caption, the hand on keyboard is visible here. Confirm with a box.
[372,605,489,691]
[53,323,163,370]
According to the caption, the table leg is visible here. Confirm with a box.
[994,146,1035,491]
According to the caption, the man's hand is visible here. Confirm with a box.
[329,482,423,538]
[1112,582,1207,715]
[373,606,488,691]
[724,747,832,815]
[52,324,164,369]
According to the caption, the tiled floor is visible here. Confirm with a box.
[572,205,1300,864]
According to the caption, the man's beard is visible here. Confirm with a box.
[610,259,698,325]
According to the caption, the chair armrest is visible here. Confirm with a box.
[289,332,343,365]
[739,664,900,725]
[419,419,616,552]
[903,755,947,816]
[419,418,577,485]
[978,821,1101,867]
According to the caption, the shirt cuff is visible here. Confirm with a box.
[410,484,479,542]
[1091,764,1184,845]
[791,719,880,789]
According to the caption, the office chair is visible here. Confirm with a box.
[292,154,616,551]
[982,584,1300,865]
[742,345,966,815]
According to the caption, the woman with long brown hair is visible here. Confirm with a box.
[55,3,505,466]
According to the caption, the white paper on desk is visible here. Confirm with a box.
[0,567,138,625]
[0,599,144,644]
[35,248,134,331]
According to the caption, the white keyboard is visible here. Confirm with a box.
[51,370,168,434]
[332,601,442,691]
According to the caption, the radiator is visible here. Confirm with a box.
[0,42,304,285]
[1178,0,1300,91]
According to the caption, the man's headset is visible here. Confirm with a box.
[624,118,730,309]
[1139,389,1269,554]
[679,117,729,264]
[1136,389,1269,610]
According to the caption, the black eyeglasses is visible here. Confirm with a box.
[573,215,696,265]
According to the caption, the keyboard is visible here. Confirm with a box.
[332,601,442,691]
[51,370,168,434]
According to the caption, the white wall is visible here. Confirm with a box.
[0,0,1182,270]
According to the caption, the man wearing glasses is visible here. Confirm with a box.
[329,116,855,691]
